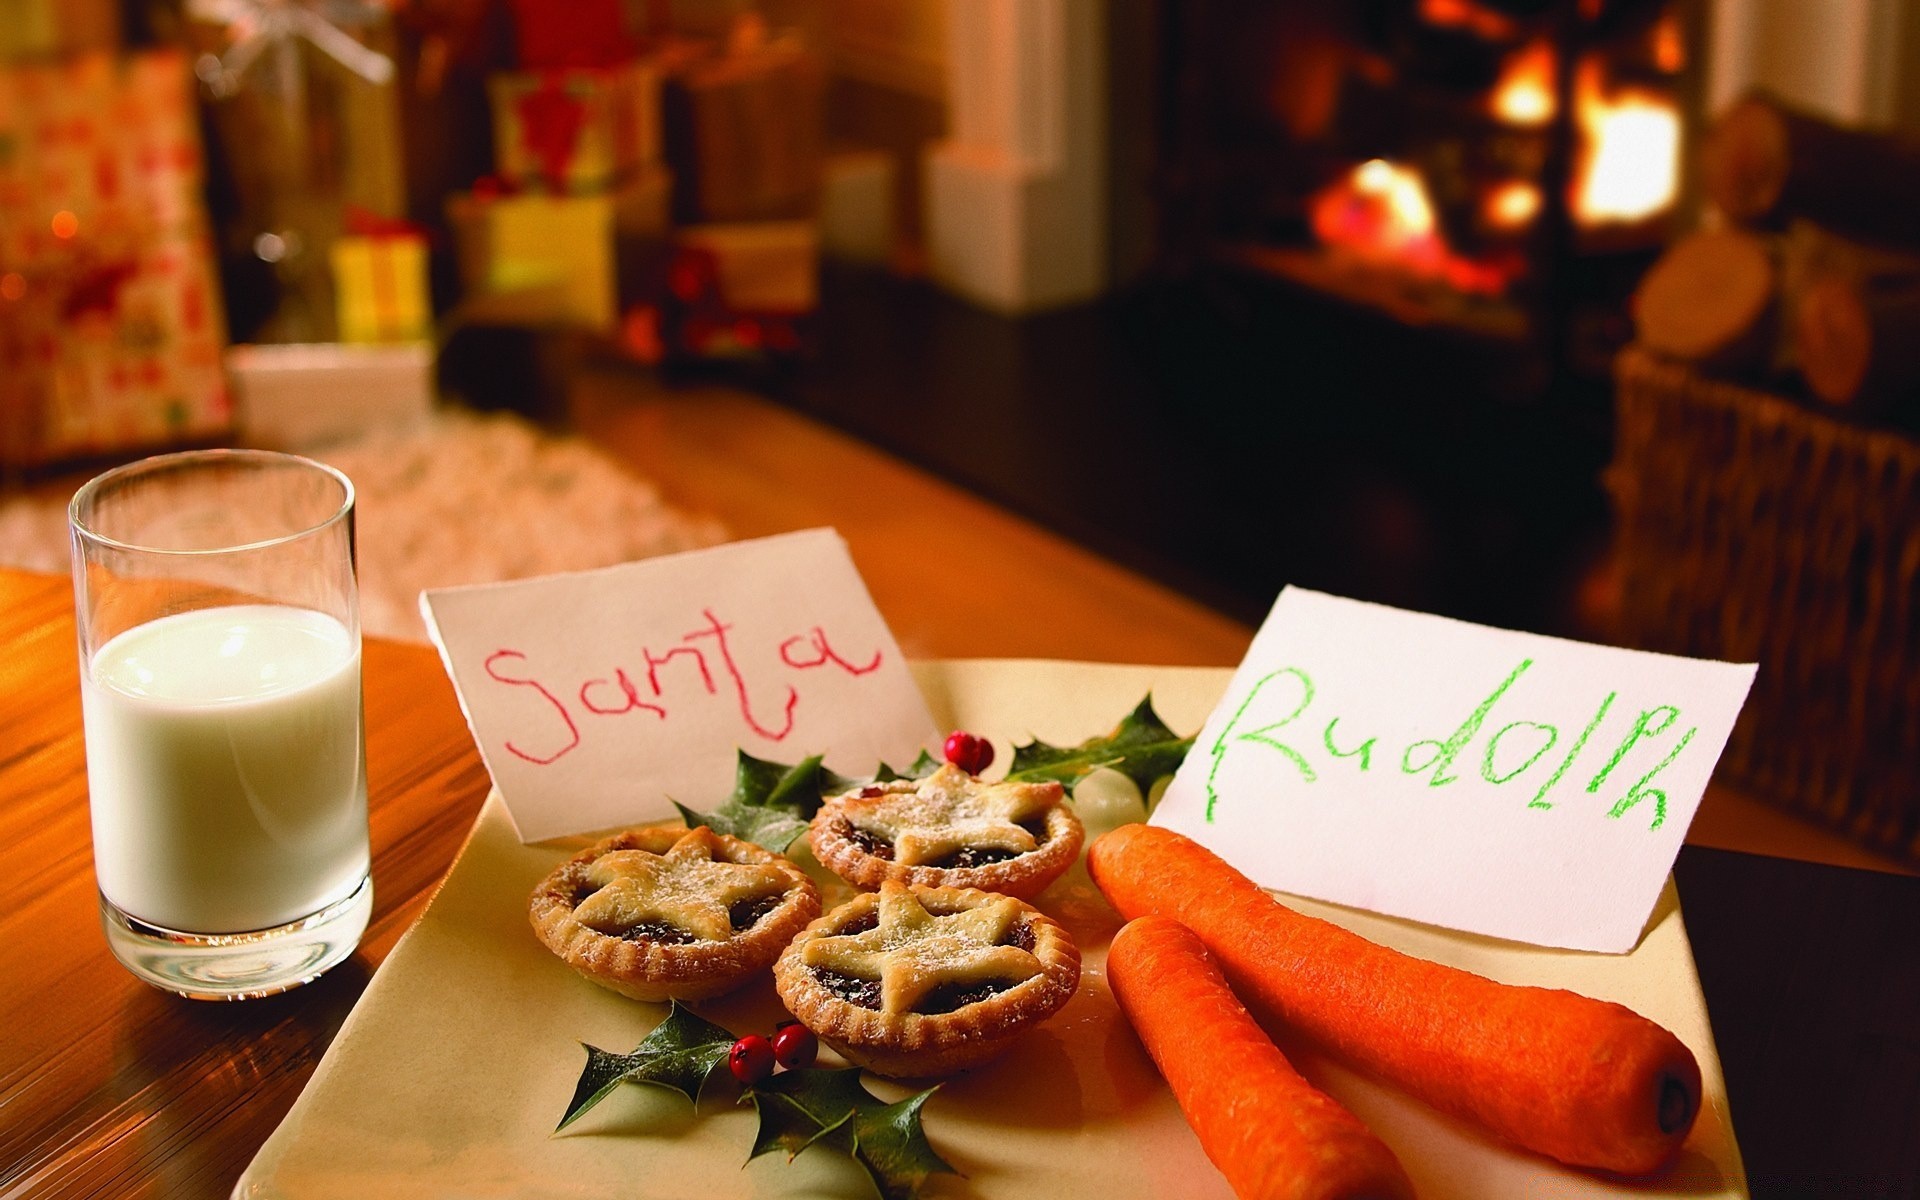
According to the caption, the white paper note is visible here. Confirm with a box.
[1155,588,1756,952]
[421,529,937,842]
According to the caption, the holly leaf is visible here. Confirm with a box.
[676,750,842,852]
[744,1065,869,1160]
[743,1068,958,1200]
[736,751,832,811]
[1006,694,1194,796]
[672,798,811,852]
[555,1002,736,1132]
[875,749,942,782]
[851,1087,958,1200]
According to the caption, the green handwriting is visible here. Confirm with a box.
[1205,667,1315,822]
[1401,659,1533,787]
[1530,691,1613,810]
[1204,662,1696,831]
[1482,720,1557,784]
[1322,717,1376,770]
[1607,725,1696,830]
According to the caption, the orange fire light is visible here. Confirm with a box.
[1418,0,1518,40]
[1311,159,1509,295]
[1653,14,1686,73]
[1573,63,1680,224]
[1485,182,1542,229]
[1491,44,1680,227]
[1491,41,1556,127]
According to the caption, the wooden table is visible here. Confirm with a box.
[4,539,1917,1196]
[0,569,493,1197]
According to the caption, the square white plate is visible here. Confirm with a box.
[238,661,1745,1199]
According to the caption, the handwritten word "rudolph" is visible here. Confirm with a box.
[1204,659,1698,831]
[483,608,882,766]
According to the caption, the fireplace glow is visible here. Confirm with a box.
[1299,5,1684,304]
[1418,0,1517,40]
[1492,43,1681,227]
[1310,159,1507,295]
[1485,181,1542,229]
[1312,159,1437,258]
[1573,65,1680,224]
[1653,13,1686,73]
[1355,159,1437,240]
[1491,41,1555,127]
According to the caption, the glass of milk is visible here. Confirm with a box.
[70,450,370,999]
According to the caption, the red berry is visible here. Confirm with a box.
[729,1034,775,1085]
[943,731,994,775]
[772,1022,817,1069]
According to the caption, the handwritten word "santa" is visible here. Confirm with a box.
[481,608,881,766]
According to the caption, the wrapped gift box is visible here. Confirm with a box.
[447,165,671,330]
[0,0,120,63]
[184,4,406,341]
[230,341,432,450]
[488,63,661,195]
[662,31,823,222]
[0,49,229,466]
[0,228,230,465]
[331,233,431,343]
[820,149,895,265]
[505,0,642,70]
[674,221,817,313]
[657,220,816,359]
[0,49,206,250]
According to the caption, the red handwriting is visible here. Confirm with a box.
[577,670,667,719]
[485,650,581,765]
[685,609,798,740]
[484,612,885,766]
[645,644,713,695]
[780,627,884,674]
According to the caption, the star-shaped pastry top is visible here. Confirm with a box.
[573,826,794,942]
[801,881,1043,1014]
[840,763,1064,866]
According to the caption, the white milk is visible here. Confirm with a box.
[82,605,369,934]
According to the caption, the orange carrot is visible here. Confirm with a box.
[1089,824,1702,1176]
[1108,916,1415,1200]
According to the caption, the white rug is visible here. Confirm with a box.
[0,409,728,642]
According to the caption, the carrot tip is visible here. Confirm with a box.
[1658,1075,1697,1135]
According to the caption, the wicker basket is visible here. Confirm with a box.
[1611,347,1920,859]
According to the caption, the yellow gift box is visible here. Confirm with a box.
[447,166,671,331]
[330,234,431,343]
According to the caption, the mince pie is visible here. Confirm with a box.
[773,881,1080,1077]
[809,763,1083,900]
[530,824,820,1001]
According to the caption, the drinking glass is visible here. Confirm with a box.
[70,449,371,999]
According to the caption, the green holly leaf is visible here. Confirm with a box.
[744,1065,869,1160]
[676,750,842,853]
[1006,694,1195,796]
[743,1068,957,1200]
[875,749,942,782]
[852,1088,958,1200]
[737,751,831,810]
[672,798,812,852]
[555,1002,736,1132]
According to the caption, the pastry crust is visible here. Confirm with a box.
[774,882,1080,1078]
[809,764,1084,900]
[530,824,820,1002]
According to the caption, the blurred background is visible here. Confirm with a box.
[3,0,1918,852]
